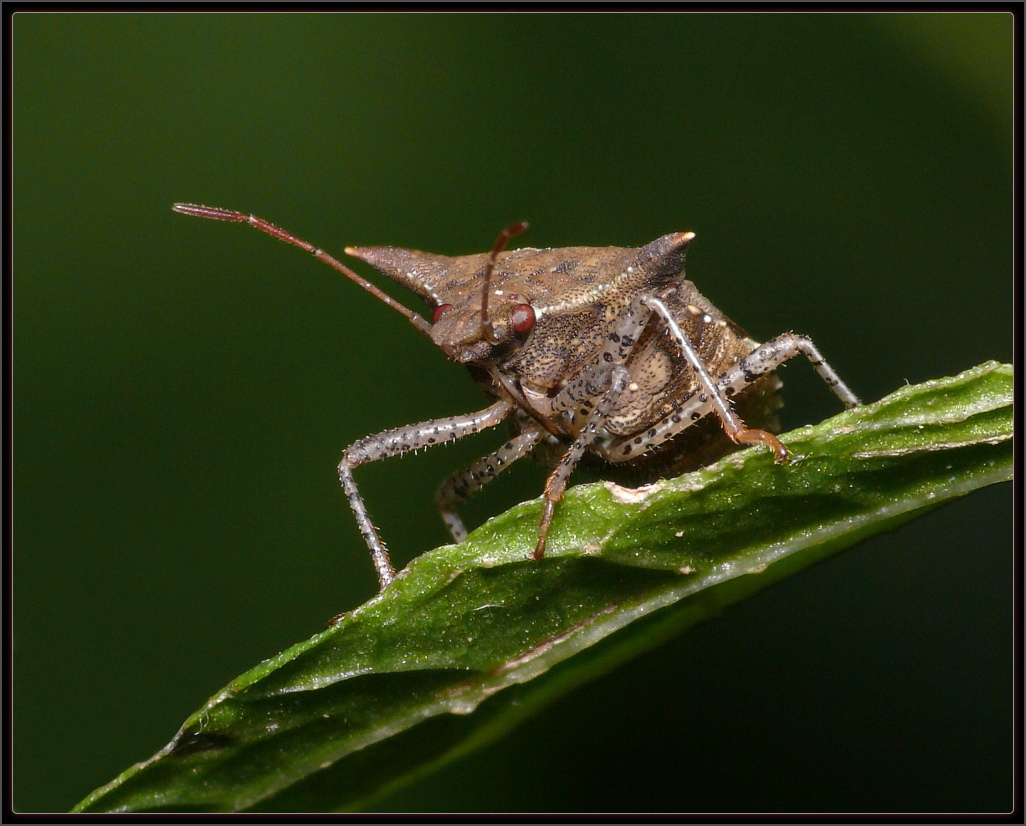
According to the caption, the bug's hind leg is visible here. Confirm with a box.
[643,297,860,464]
[729,333,862,408]
[641,296,792,461]
[436,427,545,542]
[713,332,861,457]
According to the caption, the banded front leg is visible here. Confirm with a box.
[534,363,633,560]
[531,295,670,559]
[339,398,513,590]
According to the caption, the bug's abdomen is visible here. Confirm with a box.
[589,373,784,483]
[600,289,757,437]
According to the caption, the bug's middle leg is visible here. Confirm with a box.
[436,427,545,542]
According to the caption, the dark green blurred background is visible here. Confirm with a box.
[14,13,1012,813]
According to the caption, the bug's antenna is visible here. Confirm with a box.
[479,221,529,343]
[172,204,433,336]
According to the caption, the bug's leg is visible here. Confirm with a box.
[598,302,861,464]
[436,427,545,542]
[533,365,632,560]
[641,296,799,461]
[530,297,661,558]
[728,332,861,408]
[340,398,512,590]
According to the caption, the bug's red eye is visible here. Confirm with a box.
[432,304,454,325]
[511,303,536,333]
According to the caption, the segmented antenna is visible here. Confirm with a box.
[172,204,433,336]
[479,221,529,343]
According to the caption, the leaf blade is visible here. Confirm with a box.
[73,361,1013,813]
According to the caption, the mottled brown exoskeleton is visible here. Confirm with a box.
[173,204,861,590]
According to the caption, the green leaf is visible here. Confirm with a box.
[73,362,1012,813]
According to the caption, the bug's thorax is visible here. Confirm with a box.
[350,231,766,443]
[349,231,699,375]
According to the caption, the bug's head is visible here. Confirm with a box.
[347,222,533,366]
[427,292,536,363]
[426,220,534,363]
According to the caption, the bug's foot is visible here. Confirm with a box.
[532,498,558,559]
[733,427,789,463]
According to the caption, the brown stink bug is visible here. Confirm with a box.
[173,204,861,590]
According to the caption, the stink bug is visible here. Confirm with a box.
[173,204,861,590]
